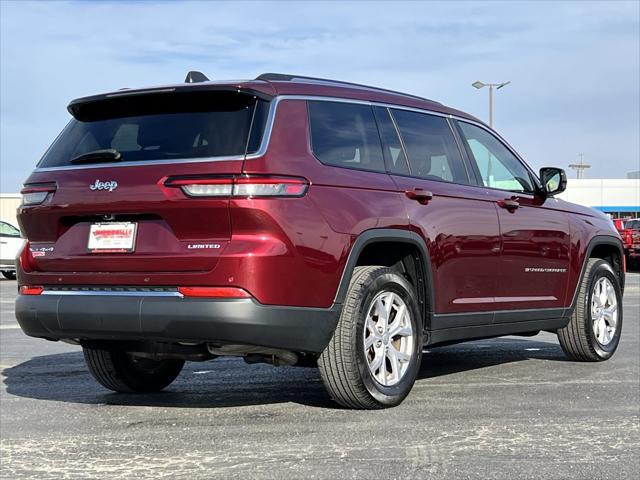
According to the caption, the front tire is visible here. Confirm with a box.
[318,266,423,409]
[558,258,623,361]
[83,347,185,393]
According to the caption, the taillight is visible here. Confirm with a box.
[19,286,44,296]
[21,182,57,206]
[178,286,251,298]
[18,241,37,272]
[164,175,308,198]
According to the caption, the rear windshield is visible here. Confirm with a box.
[39,91,269,168]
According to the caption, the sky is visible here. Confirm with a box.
[1,0,639,192]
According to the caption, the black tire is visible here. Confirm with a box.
[558,259,623,361]
[1,271,16,280]
[83,347,185,393]
[318,266,423,409]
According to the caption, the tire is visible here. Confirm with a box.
[318,266,423,409]
[1,271,16,280]
[83,347,185,393]
[558,258,623,361]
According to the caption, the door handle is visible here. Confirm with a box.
[497,198,520,211]
[405,189,433,205]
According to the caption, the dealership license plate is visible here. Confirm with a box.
[88,222,137,253]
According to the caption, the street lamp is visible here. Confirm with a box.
[472,80,511,127]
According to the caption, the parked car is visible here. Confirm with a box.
[614,218,640,269]
[15,73,625,409]
[0,220,23,279]
[623,218,640,268]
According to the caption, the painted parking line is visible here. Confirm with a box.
[0,324,21,330]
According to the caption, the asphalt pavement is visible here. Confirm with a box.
[1,275,638,479]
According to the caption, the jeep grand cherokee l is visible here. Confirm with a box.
[15,72,625,409]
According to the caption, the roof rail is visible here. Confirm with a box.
[255,73,440,104]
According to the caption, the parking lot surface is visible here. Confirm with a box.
[1,275,639,479]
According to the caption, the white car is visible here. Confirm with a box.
[0,221,23,280]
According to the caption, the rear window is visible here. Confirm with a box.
[308,101,385,173]
[39,91,269,168]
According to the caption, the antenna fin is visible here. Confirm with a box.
[185,71,210,83]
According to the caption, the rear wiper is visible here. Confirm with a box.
[70,149,122,165]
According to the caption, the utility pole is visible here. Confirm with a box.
[569,153,591,179]
[472,80,511,128]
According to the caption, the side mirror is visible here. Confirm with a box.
[539,167,567,197]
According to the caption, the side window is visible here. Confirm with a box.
[372,107,410,175]
[0,222,21,237]
[457,121,534,193]
[391,110,468,184]
[308,101,385,172]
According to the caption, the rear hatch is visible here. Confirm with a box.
[19,87,271,274]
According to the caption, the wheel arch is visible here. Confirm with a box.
[568,235,625,314]
[334,229,434,331]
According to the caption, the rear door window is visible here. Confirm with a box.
[308,101,385,173]
[38,92,268,168]
[391,109,469,184]
[373,106,410,175]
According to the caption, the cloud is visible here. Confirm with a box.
[1,0,638,191]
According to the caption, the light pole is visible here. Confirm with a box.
[472,80,511,127]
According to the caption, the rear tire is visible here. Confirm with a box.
[558,259,623,361]
[318,266,423,409]
[83,347,184,393]
[1,271,16,280]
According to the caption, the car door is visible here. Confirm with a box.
[454,120,571,313]
[373,106,502,320]
[0,221,24,268]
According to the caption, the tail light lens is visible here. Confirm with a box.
[164,175,308,198]
[18,241,37,272]
[21,183,57,206]
[178,286,251,298]
[19,286,44,295]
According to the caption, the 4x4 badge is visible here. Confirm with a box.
[90,179,118,192]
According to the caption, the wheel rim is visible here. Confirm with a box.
[363,291,414,387]
[591,277,618,346]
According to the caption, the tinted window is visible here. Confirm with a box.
[0,222,20,237]
[391,110,468,183]
[373,107,410,175]
[308,101,385,172]
[457,122,534,193]
[626,220,640,229]
[39,92,268,168]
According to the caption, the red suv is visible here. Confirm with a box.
[15,73,625,409]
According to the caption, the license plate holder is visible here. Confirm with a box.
[88,222,137,253]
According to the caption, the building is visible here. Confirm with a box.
[0,194,21,227]
[0,178,638,228]
[557,179,640,219]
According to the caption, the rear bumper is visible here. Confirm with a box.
[15,293,340,353]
